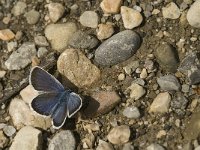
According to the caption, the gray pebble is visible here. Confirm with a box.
[187,0,200,28]
[123,106,140,119]
[80,11,98,28]
[24,9,40,25]
[182,84,190,93]
[34,36,49,47]
[123,60,139,75]
[155,43,179,73]
[157,75,181,91]
[5,42,36,70]
[11,1,27,16]
[3,125,16,137]
[146,143,165,150]
[37,47,48,58]
[95,30,141,66]
[69,31,99,50]
[48,130,76,150]
[189,69,200,85]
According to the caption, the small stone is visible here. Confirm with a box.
[9,98,51,130]
[31,56,40,67]
[80,11,98,28]
[83,91,121,118]
[5,42,36,70]
[123,61,139,75]
[149,92,171,113]
[24,9,40,25]
[0,131,8,149]
[182,84,190,93]
[84,123,100,132]
[121,6,143,29]
[128,83,146,100]
[97,23,114,40]
[11,1,27,16]
[189,70,200,85]
[118,73,125,81]
[171,92,188,116]
[0,71,6,78]
[0,29,15,41]
[57,49,100,88]
[140,68,148,79]
[107,125,130,145]
[152,9,160,15]
[82,132,95,149]
[162,2,181,19]
[156,130,167,139]
[146,143,165,150]
[132,78,145,86]
[122,143,134,150]
[48,130,76,150]
[37,47,48,58]
[100,0,122,14]
[69,31,99,49]
[123,106,140,119]
[96,140,114,150]
[157,75,181,91]
[187,0,200,28]
[20,85,39,104]
[10,126,42,150]
[3,125,16,137]
[7,41,17,52]
[155,43,179,73]
[45,23,77,52]
[34,35,49,47]
[95,30,141,66]
[47,3,65,23]
[183,142,193,150]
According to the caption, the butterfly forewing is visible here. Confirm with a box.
[31,92,62,116]
[67,92,82,118]
[30,66,64,92]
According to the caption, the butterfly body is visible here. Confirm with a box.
[29,66,82,129]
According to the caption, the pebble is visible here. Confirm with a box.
[123,106,140,119]
[149,92,171,113]
[24,9,40,25]
[47,3,65,23]
[5,42,36,70]
[157,75,181,91]
[10,126,42,150]
[187,0,200,28]
[95,30,141,66]
[162,2,181,19]
[140,68,148,79]
[82,132,95,148]
[57,49,100,88]
[7,41,17,52]
[11,1,27,16]
[100,0,122,14]
[195,146,200,150]
[84,123,100,132]
[182,84,190,93]
[3,125,16,137]
[48,130,76,150]
[123,61,139,75]
[121,6,143,29]
[83,91,121,118]
[122,143,134,150]
[171,92,188,116]
[20,85,38,104]
[107,125,130,145]
[0,29,15,41]
[156,130,167,139]
[0,71,6,78]
[118,73,125,81]
[128,83,146,100]
[0,131,8,149]
[132,78,145,86]
[96,140,114,150]
[189,70,200,85]
[155,43,179,73]
[69,31,99,49]
[37,47,48,58]
[34,35,49,47]
[80,11,98,28]
[44,22,77,52]
[146,143,165,150]
[97,23,114,40]
[9,98,51,130]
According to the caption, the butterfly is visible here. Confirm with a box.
[29,66,82,129]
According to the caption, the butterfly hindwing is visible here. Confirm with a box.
[31,92,62,116]
[67,92,82,118]
[30,66,64,92]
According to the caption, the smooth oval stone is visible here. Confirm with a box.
[94,30,141,66]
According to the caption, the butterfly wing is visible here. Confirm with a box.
[67,92,82,118]
[51,102,68,129]
[31,92,62,116]
[30,66,64,92]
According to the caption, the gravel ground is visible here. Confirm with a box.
[0,0,200,150]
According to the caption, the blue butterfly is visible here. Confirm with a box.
[29,66,82,129]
